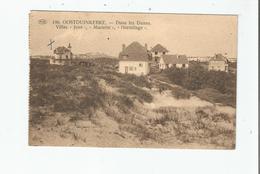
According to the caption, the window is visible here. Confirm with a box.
[182,64,185,68]
[163,52,165,55]
[134,67,137,71]
[66,55,69,59]
[129,66,134,71]
[155,52,158,55]
[225,66,228,71]
[139,63,143,67]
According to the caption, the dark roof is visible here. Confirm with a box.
[151,44,168,53]
[54,46,71,54]
[119,41,150,61]
[209,54,228,62]
[161,54,188,64]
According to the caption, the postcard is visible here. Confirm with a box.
[29,11,237,149]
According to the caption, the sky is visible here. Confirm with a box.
[30,11,237,58]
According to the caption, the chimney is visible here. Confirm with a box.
[68,43,72,51]
[145,43,148,50]
[122,44,126,51]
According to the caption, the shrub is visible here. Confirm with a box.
[106,109,134,124]
[156,83,172,91]
[195,88,236,107]
[163,64,236,106]
[195,108,210,119]
[121,74,152,89]
[156,83,191,99]
[118,86,153,103]
[53,98,79,112]
[117,95,134,108]
[164,64,236,93]
[120,123,160,141]
[150,114,173,126]
[171,87,191,99]
[212,113,231,123]
[163,67,187,86]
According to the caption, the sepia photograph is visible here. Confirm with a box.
[29,11,237,149]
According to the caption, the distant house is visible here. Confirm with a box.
[208,54,228,72]
[159,54,189,70]
[118,42,151,76]
[75,54,88,59]
[151,44,169,62]
[50,43,73,65]
[187,56,210,62]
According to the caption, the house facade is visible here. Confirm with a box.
[118,42,151,76]
[119,61,150,76]
[150,44,169,62]
[208,54,228,72]
[50,43,73,65]
[159,54,189,70]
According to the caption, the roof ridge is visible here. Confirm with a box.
[119,41,150,61]
[151,43,169,52]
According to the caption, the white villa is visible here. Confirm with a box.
[208,53,229,72]
[118,42,151,76]
[159,54,189,70]
[50,43,73,65]
[150,44,169,63]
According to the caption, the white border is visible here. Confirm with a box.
[0,0,258,174]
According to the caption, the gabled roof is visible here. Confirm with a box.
[161,54,188,64]
[119,41,150,61]
[54,46,71,54]
[151,44,169,53]
[209,54,228,62]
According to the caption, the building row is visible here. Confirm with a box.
[118,42,230,76]
[118,42,189,76]
[48,42,231,75]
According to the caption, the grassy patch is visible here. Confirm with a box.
[171,87,191,99]
[156,83,191,99]
[195,88,236,107]
[120,74,152,89]
[118,84,153,103]
[119,123,161,142]
[147,106,235,148]
[161,64,236,106]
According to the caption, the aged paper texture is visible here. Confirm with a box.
[29,11,237,149]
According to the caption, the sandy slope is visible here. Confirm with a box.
[29,78,236,149]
